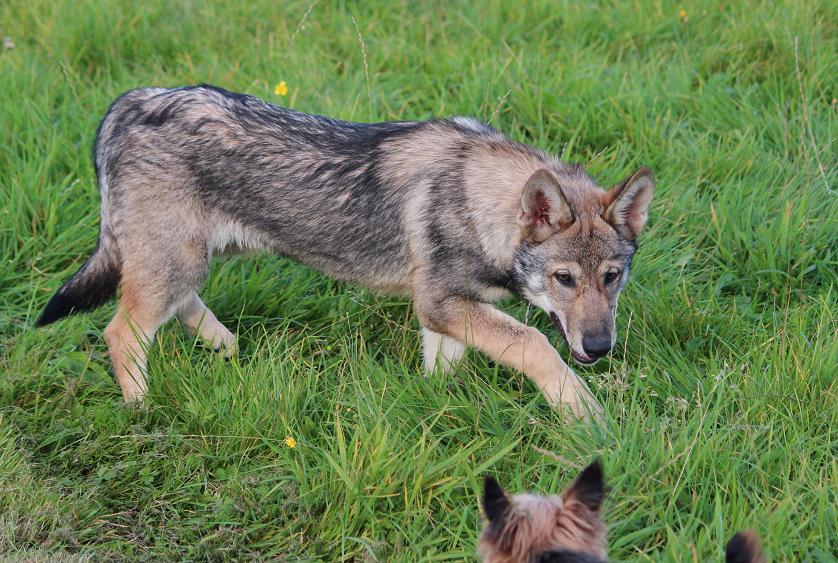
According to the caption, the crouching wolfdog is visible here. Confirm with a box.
[37,85,654,419]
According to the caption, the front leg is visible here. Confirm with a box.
[416,296,603,420]
[422,327,467,374]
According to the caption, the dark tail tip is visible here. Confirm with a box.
[35,251,120,327]
[726,530,765,563]
[36,291,77,326]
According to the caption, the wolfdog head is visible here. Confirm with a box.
[478,460,607,563]
[512,166,654,365]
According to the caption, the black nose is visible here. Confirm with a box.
[582,333,612,358]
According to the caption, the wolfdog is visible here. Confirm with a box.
[479,463,765,562]
[37,84,654,418]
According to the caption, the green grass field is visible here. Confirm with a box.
[1,0,836,560]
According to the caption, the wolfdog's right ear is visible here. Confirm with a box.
[602,167,654,239]
[483,475,511,523]
[518,169,574,242]
[562,459,605,513]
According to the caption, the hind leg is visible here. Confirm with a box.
[104,285,175,403]
[104,240,208,402]
[178,291,236,356]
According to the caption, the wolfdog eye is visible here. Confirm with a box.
[604,270,621,285]
[555,271,574,287]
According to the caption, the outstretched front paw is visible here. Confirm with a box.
[543,374,604,423]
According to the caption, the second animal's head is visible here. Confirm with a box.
[479,460,607,563]
[478,460,766,563]
[512,166,654,365]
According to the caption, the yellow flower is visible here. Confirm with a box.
[284,436,297,449]
[678,9,688,20]
[274,81,288,96]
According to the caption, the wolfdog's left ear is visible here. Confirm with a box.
[603,167,654,239]
[519,169,574,242]
[563,459,605,513]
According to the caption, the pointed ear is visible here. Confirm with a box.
[518,169,574,242]
[483,475,511,524]
[563,459,605,513]
[603,167,654,239]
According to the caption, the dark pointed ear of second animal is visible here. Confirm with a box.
[602,167,654,239]
[563,459,606,513]
[483,475,511,523]
[518,169,574,242]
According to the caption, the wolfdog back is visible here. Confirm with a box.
[102,84,433,287]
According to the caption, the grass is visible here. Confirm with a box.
[0,0,836,560]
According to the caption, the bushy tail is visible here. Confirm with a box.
[36,241,120,326]
[726,530,765,563]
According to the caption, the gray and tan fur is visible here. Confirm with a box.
[37,84,655,417]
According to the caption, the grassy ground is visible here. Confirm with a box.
[1,0,836,560]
